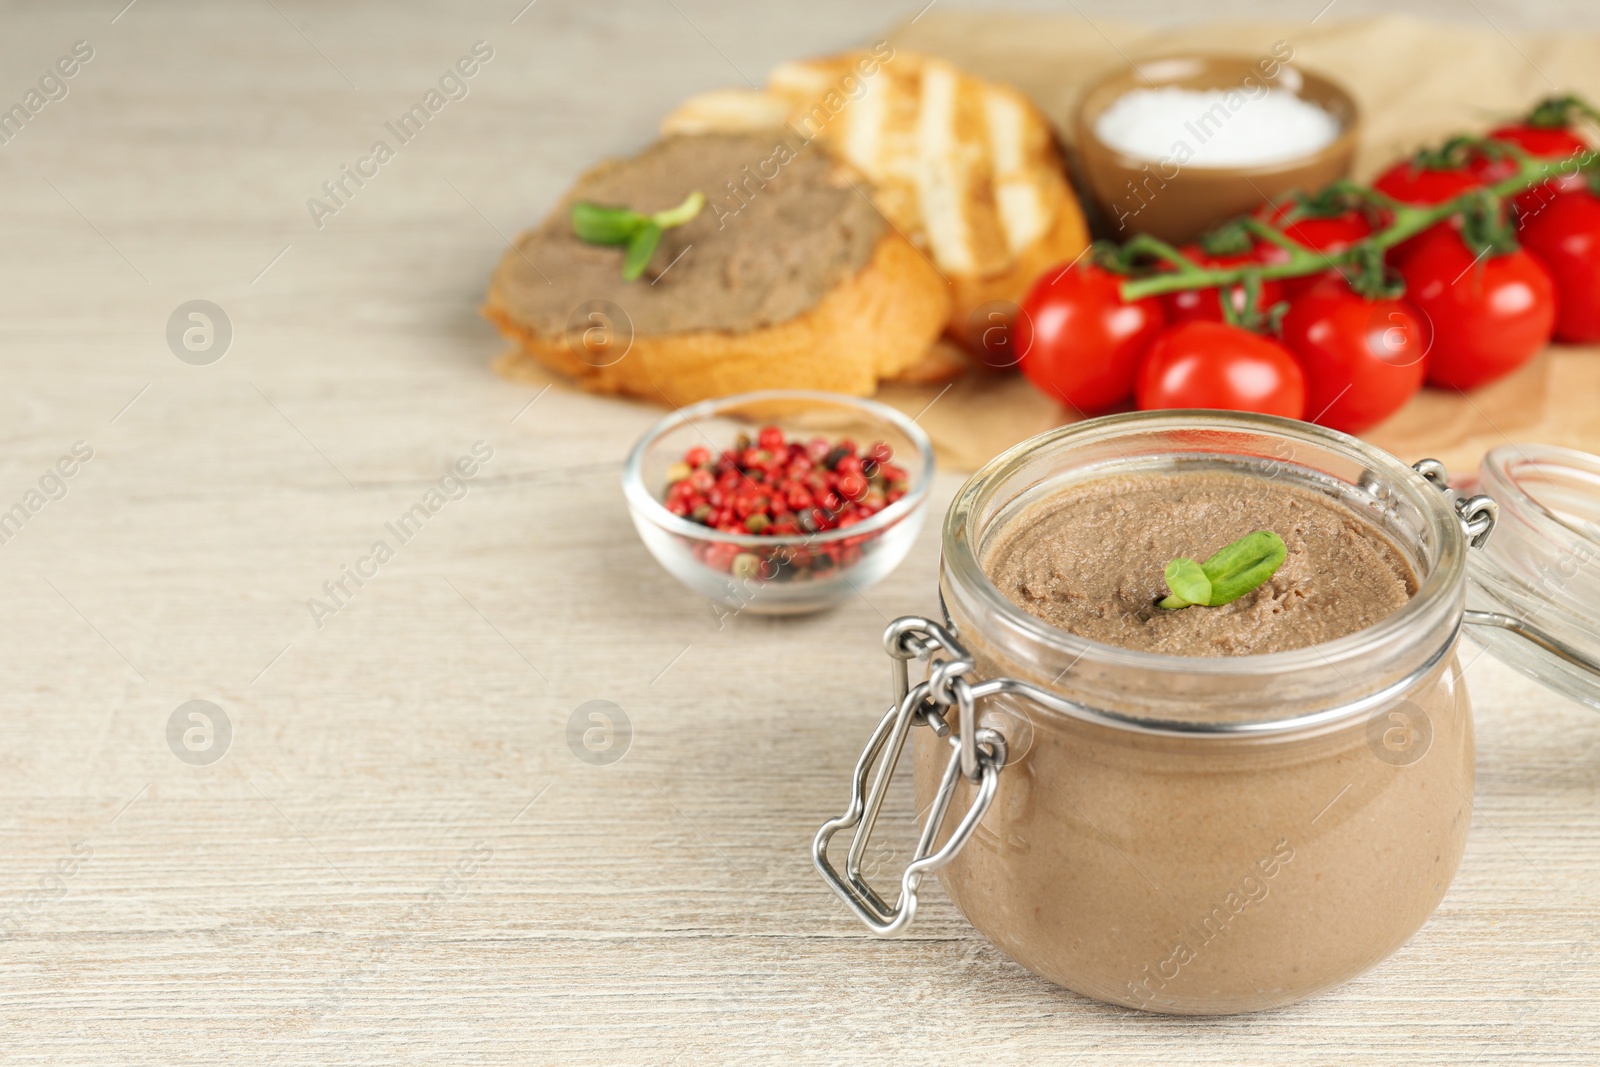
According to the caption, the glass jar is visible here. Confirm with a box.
[815,412,1599,1016]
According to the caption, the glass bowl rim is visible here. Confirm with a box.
[621,389,936,549]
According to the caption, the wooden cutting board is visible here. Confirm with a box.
[866,12,1600,477]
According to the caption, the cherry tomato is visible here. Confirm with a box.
[1373,159,1484,266]
[1258,207,1378,295]
[1015,261,1166,413]
[1373,159,1484,205]
[1478,123,1593,218]
[1160,244,1286,325]
[1517,189,1600,342]
[1278,278,1426,433]
[1398,228,1556,390]
[1485,123,1590,168]
[1135,321,1306,419]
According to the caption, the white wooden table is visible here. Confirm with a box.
[1,2,1597,1063]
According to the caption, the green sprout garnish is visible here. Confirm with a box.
[1159,530,1287,610]
[571,190,705,281]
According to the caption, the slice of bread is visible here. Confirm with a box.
[663,49,1089,356]
[484,132,950,407]
[487,233,950,406]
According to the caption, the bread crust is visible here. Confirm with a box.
[485,229,950,407]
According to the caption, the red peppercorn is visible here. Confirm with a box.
[659,429,906,581]
[703,542,741,571]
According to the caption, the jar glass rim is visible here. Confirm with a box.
[943,411,1467,688]
[1465,441,1600,710]
[1480,442,1600,545]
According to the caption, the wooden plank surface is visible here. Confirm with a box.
[0,2,1597,1064]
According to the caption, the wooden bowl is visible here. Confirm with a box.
[1072,54,1360,244]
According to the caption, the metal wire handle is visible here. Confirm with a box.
[812,617,1006,936]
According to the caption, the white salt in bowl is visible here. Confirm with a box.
[1073,53,1360,243]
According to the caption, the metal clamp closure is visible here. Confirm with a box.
[814,616,1007,936]
[1414,457,1498,548]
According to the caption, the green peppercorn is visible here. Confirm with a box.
[731,552,761,580]
[745,514,770,534]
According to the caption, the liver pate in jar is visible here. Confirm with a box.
[817,412,1500,1015]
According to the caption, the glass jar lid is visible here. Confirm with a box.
[1459,443,1600,710]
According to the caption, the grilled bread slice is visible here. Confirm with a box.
[484,132,950,407]
[663,49,1089,356]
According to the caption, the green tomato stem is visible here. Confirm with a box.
[1117,148,1587,301]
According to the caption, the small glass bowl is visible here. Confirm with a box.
[622,390,935,615]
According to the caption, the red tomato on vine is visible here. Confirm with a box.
[1278,278,1426,433]
[1398,228,1555,390]
[1517,189,1600,343]
[1160,244,1286,325]
[1015,261,1166,413]
[1373,154,1484,266]
[1476,97,1595,217]
[1135,321,1306,419]
[1258,204,1378,295]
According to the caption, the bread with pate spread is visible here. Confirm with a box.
[484,131,950,406]
[663,48,1090,358]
